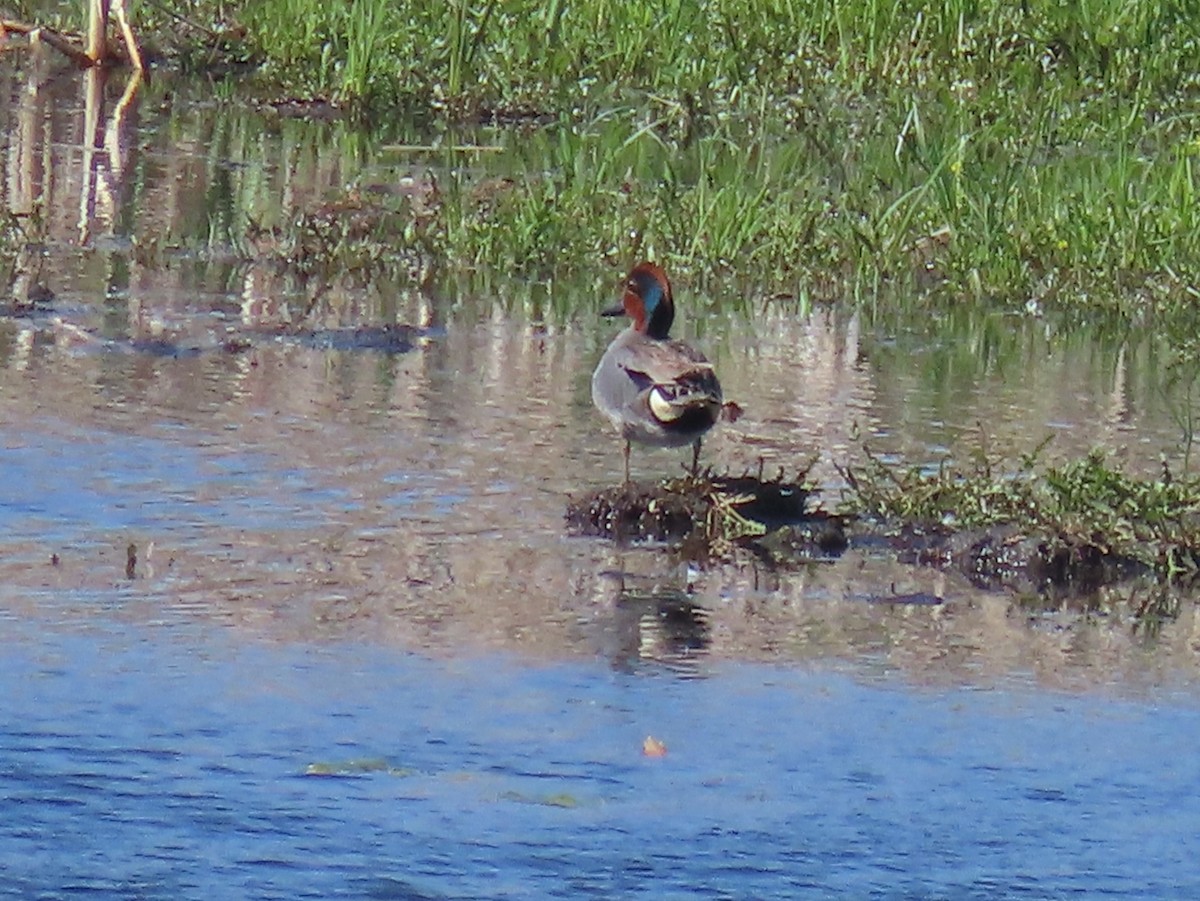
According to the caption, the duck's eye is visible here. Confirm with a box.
[626,280,637,292]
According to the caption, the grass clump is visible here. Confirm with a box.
[840,445,1200,582]
[565,469,845,562]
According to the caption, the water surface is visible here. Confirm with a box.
[4,620,1199,900]
[2,58,1199,898]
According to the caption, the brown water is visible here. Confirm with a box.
[3,58,1200,901]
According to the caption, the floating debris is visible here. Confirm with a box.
[497,791,581,808]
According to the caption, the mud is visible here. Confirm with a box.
[898,524,1149,597]
[565,471,849,563]
[571,476,1168,601]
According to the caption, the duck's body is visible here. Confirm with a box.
[591,262,724,481]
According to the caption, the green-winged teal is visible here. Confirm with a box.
[591,262,725,483]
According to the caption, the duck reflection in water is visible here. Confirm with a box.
[607,588,711,675]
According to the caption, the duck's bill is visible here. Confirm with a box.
[600,302,626,317]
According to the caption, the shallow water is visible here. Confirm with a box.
[5,621,1200,900]
[3,59,1200,898]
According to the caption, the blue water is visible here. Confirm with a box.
[0,424,332,543]
[4,52,1200,899]
[3,615,1198,900]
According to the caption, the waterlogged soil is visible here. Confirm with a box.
[565,472,1151,597]
[4,58,1200,899]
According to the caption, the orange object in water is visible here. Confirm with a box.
[642,736,668,757]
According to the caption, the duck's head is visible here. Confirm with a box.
[601,262,674,339]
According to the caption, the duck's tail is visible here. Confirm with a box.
[647,375,723,432]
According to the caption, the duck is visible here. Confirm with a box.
[591,262,726,483]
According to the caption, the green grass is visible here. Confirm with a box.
[230,0,1200,118]
[17,0,1198,315]
[840,444,1200,581]
[214,0,1200,311]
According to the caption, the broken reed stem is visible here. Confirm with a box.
[4,0,143,71]
[88,0,107,62]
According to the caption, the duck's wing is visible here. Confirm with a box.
[619,340,717,390]
[619,340,723,420]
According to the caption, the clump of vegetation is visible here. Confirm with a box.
[839,445,1200,586]
[574,444,1200,614]
[566,469,847,562]
[251,184,439,278]
[570,447,1200,603]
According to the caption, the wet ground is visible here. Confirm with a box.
[3,58,1200,898]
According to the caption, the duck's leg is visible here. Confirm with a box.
[690,437,702,476]
[623,439,632,485]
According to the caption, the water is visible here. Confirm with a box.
[3,59,1200,898]
[5,621,1199,900]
